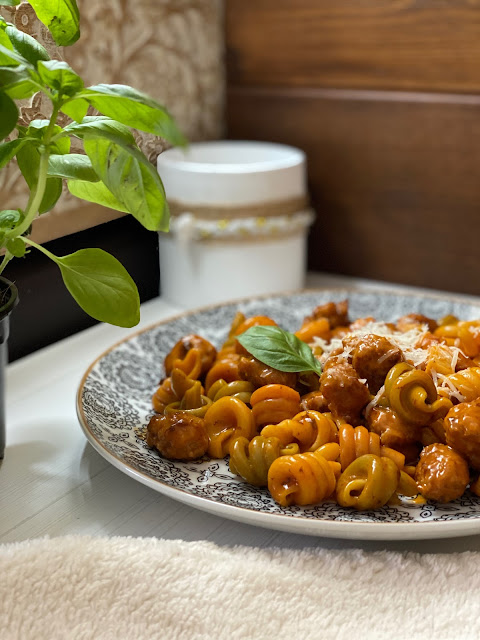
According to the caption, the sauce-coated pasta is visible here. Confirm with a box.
[147,300,480,511]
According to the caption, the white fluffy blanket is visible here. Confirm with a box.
[0,535,478,640]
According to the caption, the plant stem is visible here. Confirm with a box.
[0,252,13,276]
[7,104,61,239]
[20,236,58,262]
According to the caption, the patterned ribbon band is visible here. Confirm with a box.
[168,195,310,221]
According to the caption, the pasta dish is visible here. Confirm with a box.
[146,300,480,511]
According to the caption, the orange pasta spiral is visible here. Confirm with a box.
[294,318,330,343]
[439,367,480,402]
[164,335,216,378]
[204,396,256,458]
[219,311,247,354]
[434,320,480,358]
[250,384,301,429]
[338,423,405,471]
[205,353,243,393]
[261,410,337,453]
[268,449,341,507]
[336,454,400,510]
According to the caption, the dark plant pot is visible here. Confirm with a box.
[0,276,18,459]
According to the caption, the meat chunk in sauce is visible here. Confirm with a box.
[303,300,349,330]
[367,406,419,448]
[415,443,469,502]
[320,362,370,425]
[397,313,438,333]
[444,399,480,470]
[351,334,404,394]
[238,355,298,389]
[147,412,208,460]
[299,390,329,413]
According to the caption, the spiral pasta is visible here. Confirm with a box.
[268,450,341,507]
[250,384,301,429]
[439,367,480,403]
[149,300,480,510]
[167,347,203,380]
[336,454,400,510]
[207,379,254,404]
[204,396,256,458]
[152,368,199,414]
[261,410,337,453]
[424,344,457,377]
[219,311,247,354]
[229,435,285,486]
[204,352,243,392]
[164,379,212,418]
[434,320,480,358]
[338,423,405,471]
[294,318,330,343]
[384,363,452,425]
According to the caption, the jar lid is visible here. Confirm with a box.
[156,140,306,206]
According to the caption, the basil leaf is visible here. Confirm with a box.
[0,137,28,168]
[6,236,25,257]
[0,1,21,6]
[29,0,80,47]
[0,29,17,66]
[64,116,135,144]
[80,84,185,145]
[16,142,63,213]
[48,153,99,181]
[237,325,323,376]
[0,40,27,66]
[5,25,49,65]
[67,178,129,213]
[53,248,140,327]
[60,97,89,122]
[0,90,18,140]
[0,64,38,99]
[83,134,169,231]
[24,121,71,154]
[37,60,83,97]
[0,209,21,229]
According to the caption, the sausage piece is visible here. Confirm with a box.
[299,390,329,412]
[303,300,349,329]
[415,443,469,502]
[367,406,419,450]
[397,313,438,333]
[147,412,209,460]
[320,362,370,425]
[444,399,480,470]
[238,355,298,389]
[351,334,404,394]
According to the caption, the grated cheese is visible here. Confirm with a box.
[311,321,429,368]
[365,384,386,419]
[436,373,466,403]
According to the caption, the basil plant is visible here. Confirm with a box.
[0,0,184,327]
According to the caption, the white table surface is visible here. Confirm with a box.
[3,273,480,554]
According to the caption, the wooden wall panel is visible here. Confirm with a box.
[227,0,480,94]
[227,87,480,295]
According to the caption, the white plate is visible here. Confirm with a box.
[76,288,480,540]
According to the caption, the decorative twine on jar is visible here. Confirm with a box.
[168,195,315,247]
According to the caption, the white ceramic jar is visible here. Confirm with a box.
[156,140,314,308]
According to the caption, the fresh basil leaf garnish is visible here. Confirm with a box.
[237,325,322,376]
